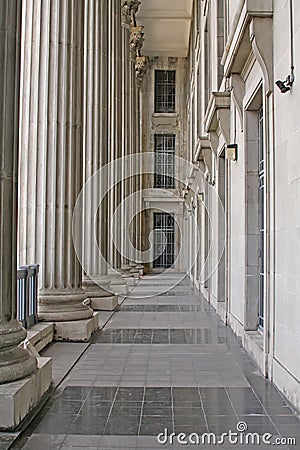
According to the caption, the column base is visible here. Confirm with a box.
[122,275,137,286]
[0,322,38,384]
[83,277,115,296]
[129,269,140,278]
[38,290,93,322]
[53,312,99,342]
[0,357,52,430]
[107,271,129,295]
[90,295,118,311]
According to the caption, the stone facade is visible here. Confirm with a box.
[185,0,300,413]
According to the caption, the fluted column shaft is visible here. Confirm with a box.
[107,0,122,270]
[83,0,115,296]
[121,2,131,266]
[38,0,92,321]
[129,39,138,262]
[18,0,42,266]
[0,0,37,384]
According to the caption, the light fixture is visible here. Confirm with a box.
[275,74,294,94]
[226,144,238,161]
[276,0,295,94]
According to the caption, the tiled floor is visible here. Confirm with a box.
[11,274,300,449]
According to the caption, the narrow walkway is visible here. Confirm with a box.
[14,274,299,449]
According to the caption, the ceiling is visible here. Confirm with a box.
[136,0,194,57]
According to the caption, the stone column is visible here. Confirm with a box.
[82,0,118,311]
[18,0,42,266]
[119,1,144,279]
[135,56,147,267]
[120,1,132,268]
[129,23,143,267]
[37,1,94,334]
[0,0,37,384]
[106,0,130,293]
[107,0,122,270]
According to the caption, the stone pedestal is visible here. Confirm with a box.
[108,270,130,295]
[90,296,118,311]
[0,357,52,430]
[84,277,119,311]
[54,312,99,342]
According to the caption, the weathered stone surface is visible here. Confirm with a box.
[0,357,51,430]
[53,313,100,342]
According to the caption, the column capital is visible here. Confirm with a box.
[121,2,131,26]
[130,25,144,53]
[135,55,148,84]
[121,1,141,27]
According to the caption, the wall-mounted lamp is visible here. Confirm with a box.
[226,144,238,161]
[275,74,294,94]
[276,0,295,94]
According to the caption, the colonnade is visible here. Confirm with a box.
[0,0,147,388]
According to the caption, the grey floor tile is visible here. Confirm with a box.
[11,276,300,449]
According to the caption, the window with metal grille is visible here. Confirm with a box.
[153,213,175,268]
[154,134,175,188]
[154,70,176,113]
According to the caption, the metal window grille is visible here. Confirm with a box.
[153,213,175,268]
[258,108,265,330]
[155,70,175,113]
[154,134,175,188]
[17,264,39,329]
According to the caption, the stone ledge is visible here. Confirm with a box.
[53,312,99,342]
[90,295,118,311]
[0,357,52,431]
[26,323,54,353]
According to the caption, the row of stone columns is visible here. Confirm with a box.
[0,0,148,387]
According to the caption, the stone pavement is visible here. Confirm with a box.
[10,274,300,449]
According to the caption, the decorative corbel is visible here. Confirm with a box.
[217,108,230,146]
[249,17,273,95]
[231,74,245,131]
[202,148,213,183]
[209,131,219,156]
[204,92,231,146]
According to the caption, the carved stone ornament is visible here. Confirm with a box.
[130,26,144,52]
[121,1,141,26]
[135,56,148,82]
[121,2,131,26]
